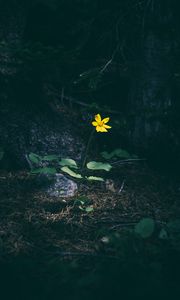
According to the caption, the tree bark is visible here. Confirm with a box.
[129,0,175,152]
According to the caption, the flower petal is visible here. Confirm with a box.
[92,121,98,126]
[96,126,102,132]
[104,124,111,129]
[95,114,101,123]
[100,127,108,132]
[102,117,110,124]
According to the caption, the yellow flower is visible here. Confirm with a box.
[92,114,111,132]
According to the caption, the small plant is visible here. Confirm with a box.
[81,113,111,169]
[28,152,112,181]
[28,113,113,182]
[74,196,94,213]
[28,113,140,182]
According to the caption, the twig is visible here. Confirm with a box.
[110,222,137,229]
[52,251,119,260]
[62,95,122,115]
[100,43,120,74]
[46,84,122,115]
[100,58,113,74]
[118,180,125,194]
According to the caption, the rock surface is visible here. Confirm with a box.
[0,99,85,196]
[46,173,78,198]
[32,173,78,198]
[0,99,85,170]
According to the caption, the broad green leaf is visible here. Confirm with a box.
[114,149,131,158]
[135,218,155,238]
[42,155,59,161]
[31,167,56,175]
[101,151,113,160]
[41,167,57,175]
[29,153,42,164]
[79,206,84,211]
[101,149,131,160]
[31,168,42,174]
[86,176,104,182]
[61,166,82,179]
[59,158,78,169]
[85,206,94,213]
[86,161,112,171]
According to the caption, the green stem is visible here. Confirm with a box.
[82,129,95,169]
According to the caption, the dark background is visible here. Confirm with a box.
[0,0,180,173]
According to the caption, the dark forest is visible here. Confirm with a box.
[0,0,180,299]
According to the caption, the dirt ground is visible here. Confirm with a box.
[0,163,179,259]
[0,163,180,300]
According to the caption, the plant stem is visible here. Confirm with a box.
[82,129,94,169]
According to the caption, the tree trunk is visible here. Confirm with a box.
[129,1,175,153]
[0,0,29,77]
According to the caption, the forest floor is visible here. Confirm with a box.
[0,164,180,299]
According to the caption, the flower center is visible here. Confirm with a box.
[99,121,104,126]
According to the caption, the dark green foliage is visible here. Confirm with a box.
[135,218,155,238]
[101,148,132,160]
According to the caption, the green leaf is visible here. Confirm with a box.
[59,158,78,169]
[79,206,84,211]
[101,151,114,160]
[86,176,104,182]
[114,149,131,158]
[101,149,131,160]
[42,155,59,161]
[29,153,42,164]
[41,167,57,174]
[86,161,112,171]
[61,166,82,179]
[75,200,85,206]
[31,167,56,175]
[135,218,155,238]
[31,168,42,174]
[85,206,94,213]
[74,196,89,205]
